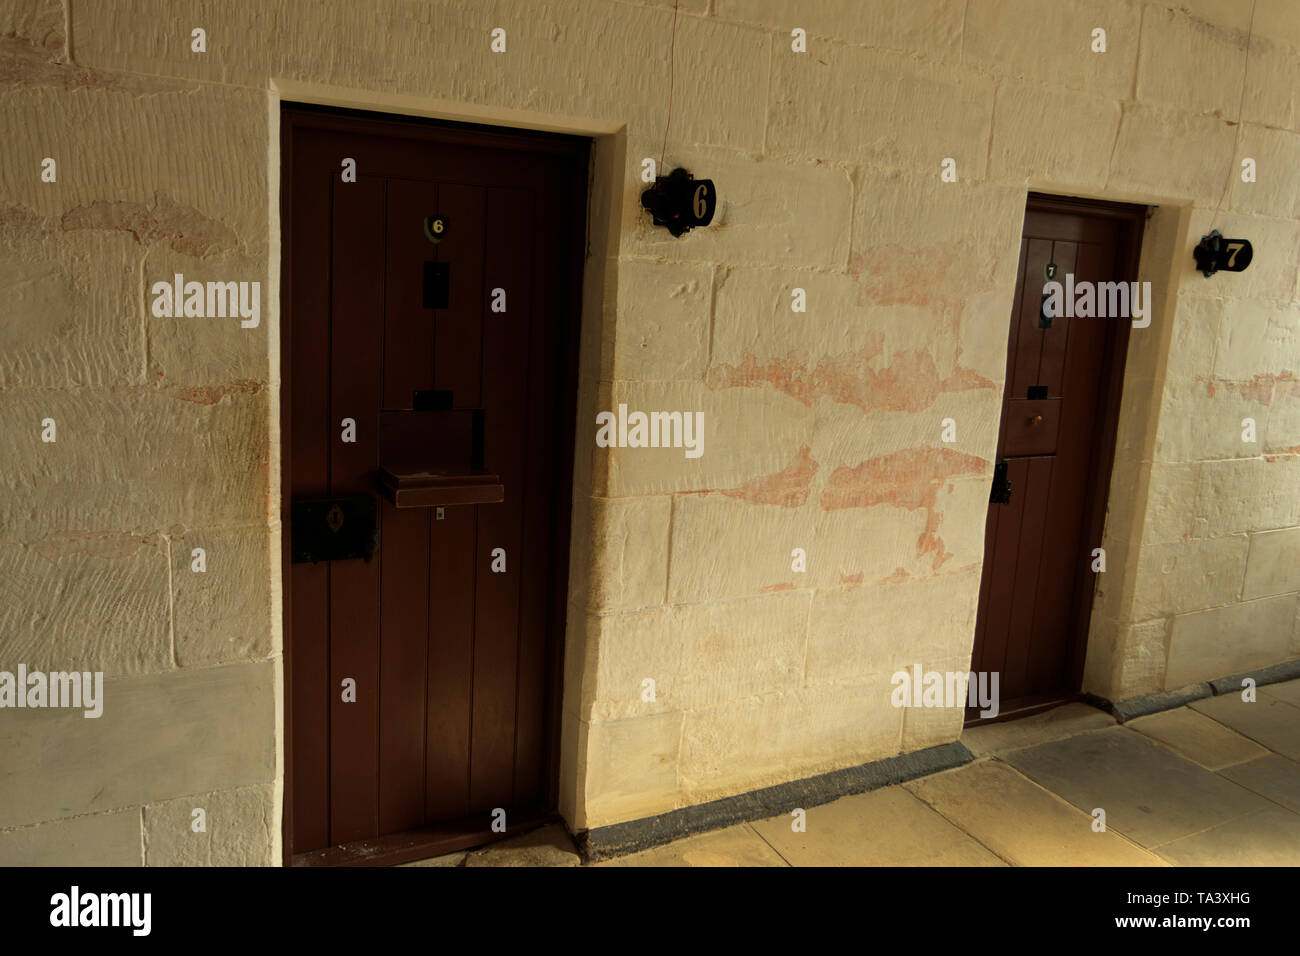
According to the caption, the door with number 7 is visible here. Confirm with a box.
[968,194,1145,722]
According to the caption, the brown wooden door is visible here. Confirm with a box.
[969,195,1145,720]
[281,107,587,861]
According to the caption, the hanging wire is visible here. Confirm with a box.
[1210,0,1257,231]
[660,0,680,171]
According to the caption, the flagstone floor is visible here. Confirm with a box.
[404,678,1300,867]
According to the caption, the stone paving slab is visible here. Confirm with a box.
[1190,694,1300,762]
[1154,807,1300,866]
[1218,755,1300,815]
[749,785,1005,866]
[594,823,788,867]
[905,759,1166,866]
[1129,707,1270,770]
[1259,678,1300,708]
[462,824,580,867]
[960,702,1116,758]
[397,850,467,867]
[1003,727,1273,848]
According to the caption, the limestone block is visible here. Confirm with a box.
[587,494,671,611]
[1161,294,1224,385]
[0,534,171,677]
[1211,297,1300,382]
[849,173,1026,296]
[631,0,709,12]
[805,569,980,686]
[171,526,272,667]
[1243,527,1300,599]
[711,265,1011,407]
[604,379,815,497]
[74,1,766,149]
[1109,104,1237,203]
[1153,378,1270,463]
[673,590,811,710]
[1241,36,1300,132]
[581,711,682,828]
[0,85,266,242]
[1130,535,1248,619]
[1167,593,1298,687]
[1111,618,1171,698]
[767,44,993,174]
[0,0,65,57]
[1254,0,1300,49]
[1228,124,1300,218]
[143,245,272,389]
[931,477,999,571]
[143,784,274,865]
[990,82,1121,188]
[1137,6,1248,118]
[0,388,269,537]
[677,678,903,802]
[0,233,142,389]
[588,607,680,720]
[813,497,939,586]
[1197,456,1300,535]
[963,0,1141,98]
[900,691,965,751]
[561,604,600,719]
[0,662,276,828]
[621,141,853,268]
[611,258,712,383]
[1139,462,1200,544]
[953,289,1018,386]
[712,0,966,61]
[664,461,985,604]
[1263,380,1300,455]
[710,266,880,365]
[1169,0,1255,32]
[65,0,277,89]
[0,810,141,866]
[810,396,1000,475]
[666,494,814,603]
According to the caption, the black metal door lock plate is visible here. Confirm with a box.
[990,461,1012,504]
[291,495,379,563]
[423,261,450,309]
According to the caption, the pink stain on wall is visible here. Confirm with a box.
[171,380,264,405]
[821,447,989,571]
[706,332,995,414]
[689,445,819,508]
[1200,371,1297,405]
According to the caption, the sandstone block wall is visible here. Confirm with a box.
[1,0,1297,858]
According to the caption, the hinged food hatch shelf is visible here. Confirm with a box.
[377,464,504,508]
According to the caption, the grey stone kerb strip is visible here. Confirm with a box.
[1086,657,1300,723]
[576,739,972,862]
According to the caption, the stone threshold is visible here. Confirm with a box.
[575,740,972,862]
[1084,657,1300,723]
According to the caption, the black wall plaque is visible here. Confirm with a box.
[1193,230,1253,277]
